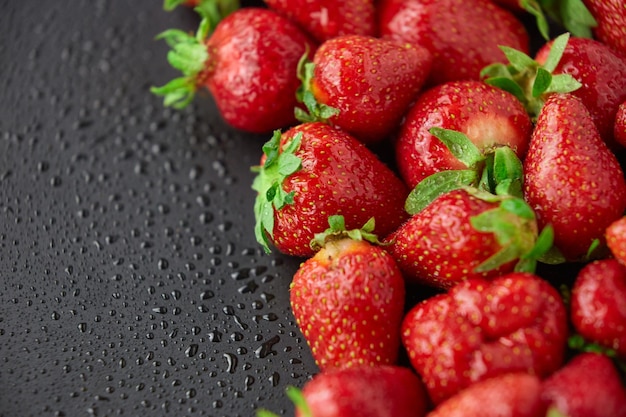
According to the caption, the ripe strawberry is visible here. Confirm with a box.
[426,373,546,417]
[257,365,429,417]
[263,0,377,43]
[378,0,529,86]
[401,272,568,404]
[151,8,317,133]
[534,36,626,148]
[582,0,626,57]
[384,188,551,289]
[297,35,432,144]
[523,93,626,262]
[616,100,626,147]
[607,216,626,265]
[570,259,626,357]
[394,80,532,190]
[252,122,409,257]
[541,352,626,417]
[289,215,406,370]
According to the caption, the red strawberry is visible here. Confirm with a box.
[252,122,409,257]
[616,100,626,147]
[378,0,529,86]
[394,80,532,190]
[297,35,432,144]
[426,373,546,417]
[257,365,429,417]
[541,352,626,417]
[607,216,626,265]
[401,272,568,404]
[263,0,377,43]
[151,8,317,133]
[384,188,550,289]
[523,93,626,262]
[534,36,626,148]
[570,259,626,357]
[582,0,626,57]
[289,216,406,370]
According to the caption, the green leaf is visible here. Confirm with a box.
[286,386,312,417]
[544,73,582,94]
[524,0,551,40]
[491,147,524,196]
[500,197,535,220]
[542,32,570,73]
[480,62,513,80]
[150,77,197,109]
[532,67,552,97]
[405,170,478,215]
[429,127,484,168]
[483,77,527,105]
[163,0,188,11]
[251,131,304,253]
[500,46,537,73]
[560,0,597,38]
[522,224,554,260]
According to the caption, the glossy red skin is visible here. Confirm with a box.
[616,101,626,147]
[582,0,626,57]
[311,35,432,144]
[264,0,377,43]
[378,0,529,86]
[535,37,626,149]
[290,238,406,370]
[384,189,520,288]
[199,8,317,133]
[395,80,532,189]
[401,273,568,404]
[270,122,409,257]
[427,373,546,417]
[297,365,428,417]
[541,353,626,417]
[523,93,626,261]
[607,216,626,265]
[571,259,626,357]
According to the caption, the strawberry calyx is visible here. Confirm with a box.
[150,15,213,109]
[294,54,340,123]
[404,127,524,215]
[481,32,582,121]
[468,191,554,273]
[520,0,596,40]
[568,334,626,373]
[251,131,303,253]
[310,215,383,252]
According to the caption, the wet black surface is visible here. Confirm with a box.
[1,1,318,416]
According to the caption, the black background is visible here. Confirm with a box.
[1,1,319,416]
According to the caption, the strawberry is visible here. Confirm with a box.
[297,35,432,144]
[394,80,532,190]
[582,0,626,57]
[384,188,552,289]
[534,36,626,148]
[289,216,406,370]
[607,216,626,265]
[263,0,377,43]
[616,100,626,148]
[401,272,568,404]
[151,8,317,133]
[523,93,626,262]
[426,373,546,417]
[378,0,529,86]
[257,365,429,417]
[252,122,409,257]
[570,259,626,357]
[541,352,626,417]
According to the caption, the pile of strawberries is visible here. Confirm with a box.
[154,0,626,416]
